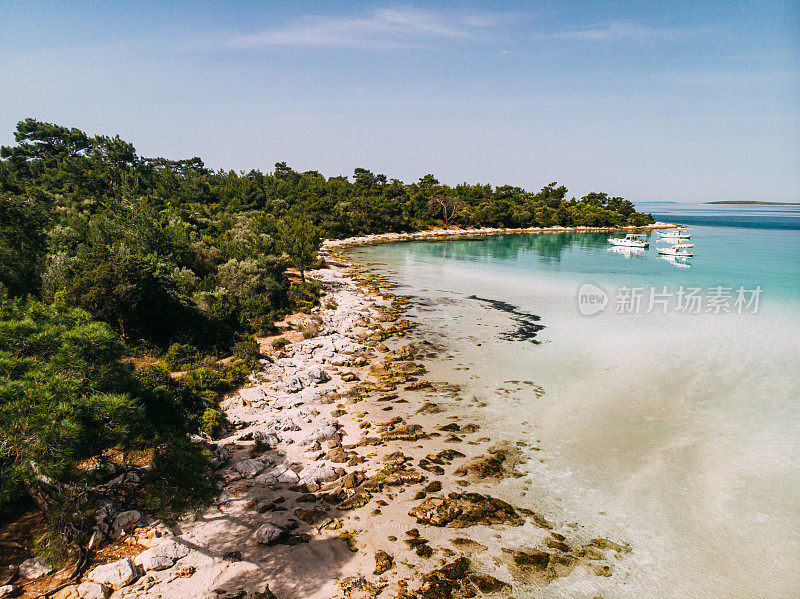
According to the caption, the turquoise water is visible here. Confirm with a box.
[396,208,800,304]
[346,204,800,598]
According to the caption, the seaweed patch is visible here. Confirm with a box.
[467,295,545,343]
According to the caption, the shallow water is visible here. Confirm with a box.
[345,205,800,598]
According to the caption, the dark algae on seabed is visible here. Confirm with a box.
[467,295,545,343]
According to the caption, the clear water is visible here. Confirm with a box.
[345,204,800,598]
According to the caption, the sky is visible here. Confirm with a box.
[0,1,798,203]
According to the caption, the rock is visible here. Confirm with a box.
[51,585,80,599]
[408,558,471,598]
[19,557,53,579]
[239,387,267,403]
[590,538,630,553]
[87,557,138,589]
[409,493,523,528]
[111,510,141,537]
[306,365,330,383]
[285,376,305,393]
[374,550,393,575]
[210,447,230,469]
[298,464,338,485]
[325,446,349,463]
[255,472,278,485]
[341,470,365,489]
[277,469,300,484]
[253,431,280,447]
[498,549,557,585]
[234,459,266,478]
[468,574,510,594]
[0,585,19,599]
[77,581,110,599]
[134,538,190,571]
[381,424,426,441]
[450,538,488,555]
[294,508,332,529]
[254,523,285,545]
[301,424,340,446]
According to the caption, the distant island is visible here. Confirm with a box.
[703,201,800,205]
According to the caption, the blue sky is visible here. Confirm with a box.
[1,1,798,202]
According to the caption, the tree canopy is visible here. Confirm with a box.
[0,118,654,558]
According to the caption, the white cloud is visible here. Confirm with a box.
[546,21,687,41]
[230,7,496,50]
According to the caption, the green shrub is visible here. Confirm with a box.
[288,280,320,311]
[143,437,220,526]
[232,337,260,369]
[219,358,250,388]
[165,343,200,370]
[201,408,223,437]
[271,337,289,350]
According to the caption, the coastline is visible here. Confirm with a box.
[62,245,631,599]
[323,222,678,249]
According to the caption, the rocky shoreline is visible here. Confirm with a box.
[6,246,631,599]
[323,222,678,248]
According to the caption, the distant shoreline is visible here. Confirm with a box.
[323,222,678,248]
[702,201,800,206]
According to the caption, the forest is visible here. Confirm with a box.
[0,118,653,560]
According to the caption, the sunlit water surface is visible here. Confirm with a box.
[345,204,800,598]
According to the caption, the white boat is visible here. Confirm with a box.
[608,233,649,248]
[657,243,693,257]
[657,228,690,240]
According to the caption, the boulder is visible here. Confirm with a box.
[111,510,141,537]
[239,387,267,404]
[301,424,339,446]
[306,366,330,383]
[294,508,332,529]
[134,538,190,571]
[298,464,338,485]
[253,431,280,447]
[210,447,230,469]
[234,459,266,478]
[19,557,53,579]
[51,585,79,599]
[276,469,300,484]
[86,557,138,589]
[285,376,305,393]
[254,523,285,545]
[255,472,278,485]
[374,550,393,575]
[77,581,110,599]
[0,585,19,599]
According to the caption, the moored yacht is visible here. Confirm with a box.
[658,243,694,257]
[657,227,691,240]
[608,233,649,248]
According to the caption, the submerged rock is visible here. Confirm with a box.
[374,550,394,575]
[409,493,523,528]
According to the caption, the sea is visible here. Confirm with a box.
[344,203,800,598]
